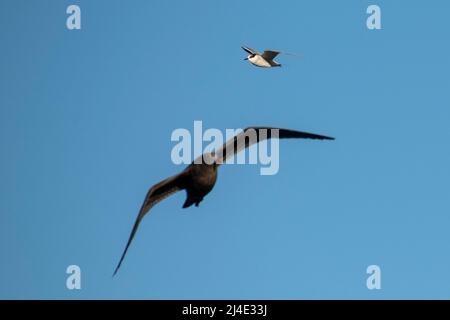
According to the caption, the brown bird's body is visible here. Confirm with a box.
[182,162,218,208]
[113,127,334,275]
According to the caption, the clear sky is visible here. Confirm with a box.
[1,0,449,299]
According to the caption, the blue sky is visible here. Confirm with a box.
[1,0,449,299]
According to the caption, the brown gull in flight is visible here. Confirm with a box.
[113,127,334,275]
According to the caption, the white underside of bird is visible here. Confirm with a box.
[242,46,282,68]
[248,55,272,67]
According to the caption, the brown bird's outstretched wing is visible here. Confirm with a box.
[214,127,334,165]
[262,50,281,61]
[113,172,187,276]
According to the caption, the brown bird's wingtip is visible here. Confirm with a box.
[112,263,121,277]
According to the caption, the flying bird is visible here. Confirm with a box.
[113,127,334,275]
[242,46,282,67]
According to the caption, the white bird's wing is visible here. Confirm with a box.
[262,50,281,61]
[214,127,334,165]
[242,46,259,55]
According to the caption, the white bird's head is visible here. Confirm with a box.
[244,54,256,61]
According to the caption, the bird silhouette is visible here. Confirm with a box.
[242,46,282,67]
[113,127,334,275]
